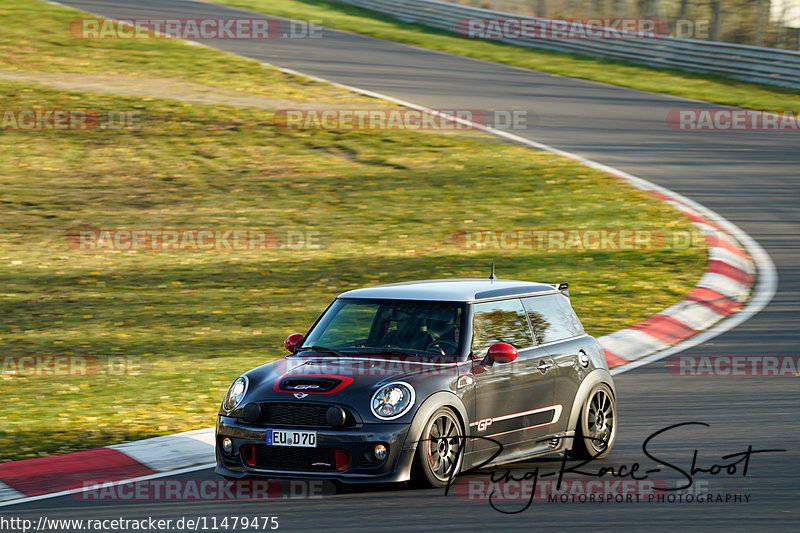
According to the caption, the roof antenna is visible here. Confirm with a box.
[489,262,496,280]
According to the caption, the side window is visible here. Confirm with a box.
[522,294,584,344]
[471,299,533,355]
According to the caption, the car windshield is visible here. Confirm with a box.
[300,299,465,357]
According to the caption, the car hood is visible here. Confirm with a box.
[239,354,467,405]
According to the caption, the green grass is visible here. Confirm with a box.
[0,0,704,461]
[0,0,373,103]
[214,0,800,111]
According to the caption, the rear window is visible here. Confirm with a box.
[471,298,533,355]
[521,293,584,344]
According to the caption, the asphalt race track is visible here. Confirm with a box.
[8,0,800,530]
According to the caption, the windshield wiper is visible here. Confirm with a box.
[301,345,346,356]
[369,347,419,355]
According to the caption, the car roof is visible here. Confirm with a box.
[337,279,559,303]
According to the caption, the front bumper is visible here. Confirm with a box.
[215,416,416,484]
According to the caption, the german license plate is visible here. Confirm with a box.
[265,429,317,447]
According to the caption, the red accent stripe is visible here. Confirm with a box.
[707,260,754,286]
[469,405,563,440]
[706,234,748,258]
[630,314,697,345]
[0,448,154,496]
[603,349,629,368]
[685,288,743,315]
[469,404,561,426]
[273,374,355,395]
[479,418,559,440]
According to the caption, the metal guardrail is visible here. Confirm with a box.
[334,0,800,90]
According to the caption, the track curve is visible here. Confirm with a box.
[10,0,800,530]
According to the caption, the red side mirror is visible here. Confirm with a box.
[487,342,518,364]
[284,333,304,353]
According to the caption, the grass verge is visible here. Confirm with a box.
[0,0,704,461]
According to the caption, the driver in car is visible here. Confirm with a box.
[379,314,435,352]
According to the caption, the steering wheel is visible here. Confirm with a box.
[426,339,459,355]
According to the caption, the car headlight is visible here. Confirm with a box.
[223,376,248,411]
[371,382,415,420]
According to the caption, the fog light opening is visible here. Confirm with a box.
[221,437,233,455]
[372,444,388,462]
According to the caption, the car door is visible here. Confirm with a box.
[521,293,589,435]
[469,298,556,461]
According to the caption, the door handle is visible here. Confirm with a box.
[537,361,553,374]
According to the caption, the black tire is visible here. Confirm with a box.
[569,383,617,460]
[412,407,464,488]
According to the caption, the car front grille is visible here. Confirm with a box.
[252,445,337,471]
[256,402,357,428]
